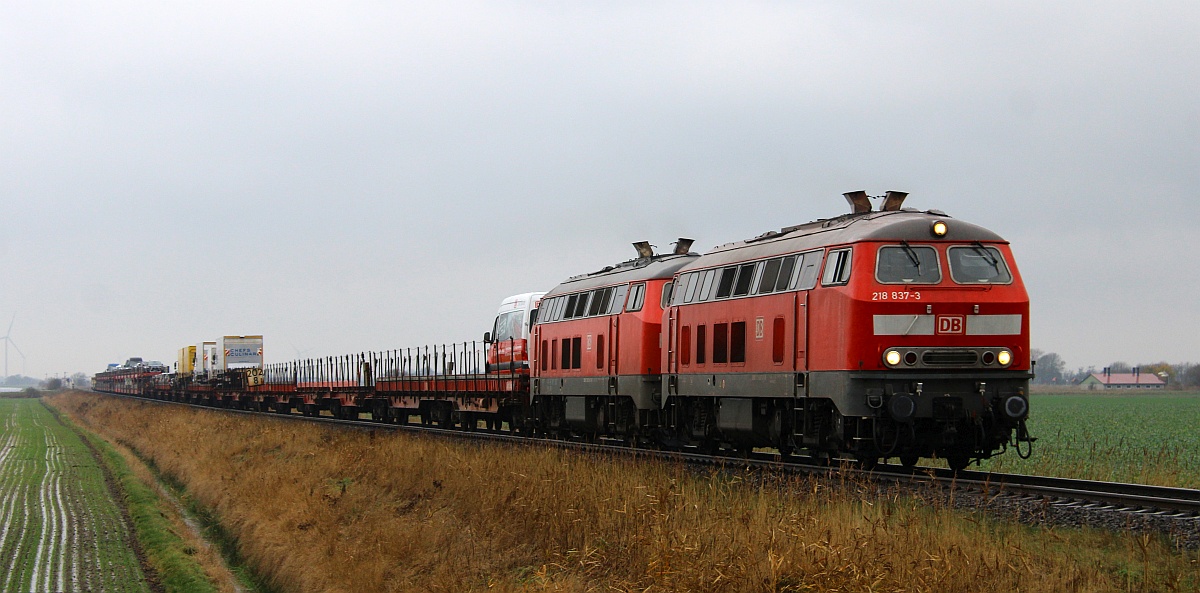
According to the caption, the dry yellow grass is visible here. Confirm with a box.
[48,392,1198,592]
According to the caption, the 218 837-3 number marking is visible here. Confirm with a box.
[872,291,921,301]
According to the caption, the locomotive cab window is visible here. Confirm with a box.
[795,250,823,290]
[948,245,1013,284]
[626,283,646,312]
[609,284,629,313]
[875,244,942,284]
[821,248,853,286]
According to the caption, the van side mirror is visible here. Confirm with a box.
[483,332,492,343]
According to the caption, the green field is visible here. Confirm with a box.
[0,398,151,592]
[979,391,1200,488]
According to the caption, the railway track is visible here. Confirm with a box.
[93,391,1200,533]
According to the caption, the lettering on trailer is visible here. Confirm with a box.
[936,315,964,335]
[224,344,264,365]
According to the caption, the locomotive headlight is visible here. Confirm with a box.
[885,349,902,367]
[997,349,1013,367]
[931,220,948,237]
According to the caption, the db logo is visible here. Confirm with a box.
[936,315,965,335]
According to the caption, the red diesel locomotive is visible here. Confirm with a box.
[94,191,1033,471]
[527,191,1032,469]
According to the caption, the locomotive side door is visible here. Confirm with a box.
[666,306,678,374]
[794,291,809,372]
[608,316,619,374]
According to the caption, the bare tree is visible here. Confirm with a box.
[1032,350,1066,385]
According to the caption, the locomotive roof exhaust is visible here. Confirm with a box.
[633,241,654,258]
[844,190,909,213]
[881,191,909,211]
[844,190,871,213]
[672,238,694,255]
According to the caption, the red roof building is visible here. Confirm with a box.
[1079,372,1165,390]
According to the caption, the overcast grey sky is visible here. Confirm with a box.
[2,2,1197,378]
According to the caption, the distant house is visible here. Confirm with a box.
[1079,372,1165,390]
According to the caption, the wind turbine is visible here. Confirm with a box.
[2,314,25,382]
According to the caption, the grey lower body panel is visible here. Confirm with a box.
[534,374,661,410]
[809,370,1032,418]
[667,371,799,402]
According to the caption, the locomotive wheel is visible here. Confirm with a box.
[899,453,920,469]
[945,452,971,473]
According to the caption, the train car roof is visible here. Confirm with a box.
[688,209,1006,269]
[545,252,700,296]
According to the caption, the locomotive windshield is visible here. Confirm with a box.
[875,244,941,284]
[948,244,1013,284]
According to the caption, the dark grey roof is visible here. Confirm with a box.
[545,253,699,296]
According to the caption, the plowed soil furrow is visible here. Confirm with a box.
[0,399,151,593]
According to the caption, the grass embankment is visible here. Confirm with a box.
[50,391,1199,592]
[983,391,1200,488]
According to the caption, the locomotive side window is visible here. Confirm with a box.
[564,295,578,320]
[774,255,797,292]
[600,287,616,314]
[551,339,558,370]
[876,244,941,284]
[730,321,746,363]
[757,257,783,294]
[680,325,691,366]
[713,323,729,363]
[795,250,823,289]
[684,273,701,303]
[948,245,1013,284]
[541,341,548,371]
[596,334,605,369]
[821,248,853,286]
[715,266,738,299]
[732,263,756,296]
[626,283,646,312]
[696,325,707,364]
[588,287,611,316]
[574,293,592,318]
[698,269,716,301]
[560,338,570,369]
[571,337,582,369]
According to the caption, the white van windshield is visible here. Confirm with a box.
[493,311,524,342]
